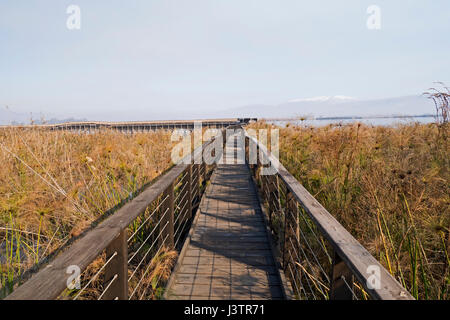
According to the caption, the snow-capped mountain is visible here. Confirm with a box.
[216,95,435,119]
[287,96,357,103]
[0,95,436,124]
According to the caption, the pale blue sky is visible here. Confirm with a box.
[1,1,449,120]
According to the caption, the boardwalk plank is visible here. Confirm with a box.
[165,139,285,300]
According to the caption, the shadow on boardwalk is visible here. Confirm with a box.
[166,142,285,300]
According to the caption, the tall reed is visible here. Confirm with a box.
[0,128,174,295]
[249,120,449,299]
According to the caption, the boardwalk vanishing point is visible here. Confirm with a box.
[165,136,287,300]
[4,124,414,301]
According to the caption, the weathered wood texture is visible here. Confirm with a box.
[5,137,217,300]
[165,141,285,300]
[0,119,247,131]
[102,231,128,300]
[5,164,187,300]
[246,133,414,300]
[4,125,413,301]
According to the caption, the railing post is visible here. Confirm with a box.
[286,191,300,244]
[267,175,278,226]
[160,182,175,249]
[330,252,354,300]
[201,141,206,183]
[181,167,190,224]
[223,129,227,159]
[195,163,200,201]
[203,163,207,183]
[282,198,287,268]
[102,230,128,300]
[246,135,256,177]
[284,191,301,288]
[244,136,249,164]
[255,144,260,178]
[188,164,193,219]
[201,155,207,185]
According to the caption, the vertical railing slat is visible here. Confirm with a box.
[330,252,354,300]
[103,230,128,300]
[188,164,193,220]
[160,182,175,250]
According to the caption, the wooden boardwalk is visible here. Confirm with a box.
[5,130,413,301]
[165,140,286,300]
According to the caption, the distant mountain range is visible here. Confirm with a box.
[0,95,436,124]
[213,95,436,119]
[0,108,31,125]
[0,108,87,125]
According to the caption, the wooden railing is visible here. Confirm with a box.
[0,119,244,132]
[244,131,414,300]
[4,132,226,300]
[3,125,414,300]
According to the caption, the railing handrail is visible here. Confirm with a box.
[4,126,414,300]
[5,134,222,300]
[0,119,242,129]
[245,131,414,300]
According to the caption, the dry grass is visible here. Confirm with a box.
[129,248,178,300]
[0,128,174,295]
[1,119,448,300]
[59,247,178,300]
[249,120,449,299]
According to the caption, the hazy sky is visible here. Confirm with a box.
[1,1,449,120]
